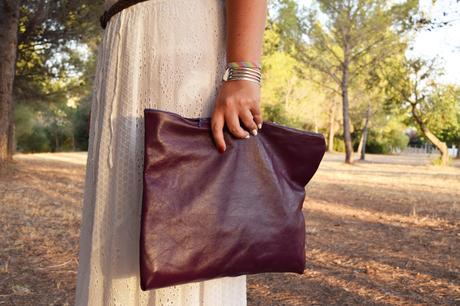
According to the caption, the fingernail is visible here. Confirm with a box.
[251,129,258,136]
[258,123,262,129]
[244,134,250,139]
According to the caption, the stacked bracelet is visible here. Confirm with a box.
[226,61,261,70]
[222,61,262,86]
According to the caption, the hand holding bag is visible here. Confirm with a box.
[140,108,326,290]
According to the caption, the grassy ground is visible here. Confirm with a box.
[0,152,459,305]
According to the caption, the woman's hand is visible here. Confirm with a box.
[211,80,263,153]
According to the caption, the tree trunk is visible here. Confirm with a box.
[0,0,20,165]
[341,49,353,164]
[327,99,336,152]
[360,102,371,160]
[356,118,366,155]
[7,117,15,157]
[425,129,448,165]
[360,124,369,160]
[411,105,449,166]
[357,133,364,157]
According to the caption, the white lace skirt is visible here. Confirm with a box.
[74,0,247,305]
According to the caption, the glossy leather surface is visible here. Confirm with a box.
[140,108,326,290]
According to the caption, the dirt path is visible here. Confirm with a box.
[1,152,459,305]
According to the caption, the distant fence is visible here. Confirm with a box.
[403,144,437,155]
[402,144,458,157]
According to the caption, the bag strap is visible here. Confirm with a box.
[100,0,149,29]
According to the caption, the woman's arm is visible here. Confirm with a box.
[211,0,267,153]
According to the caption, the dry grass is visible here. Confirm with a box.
[248,153,460,306]
[0,153,86,305]
[0,152,459,305]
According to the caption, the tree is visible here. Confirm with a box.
[285,0,418,163]
[267,1,342,151]
[429,85,460,159]
[262,0,330,133]
[353,54,404,160]
[0,0,20,164]
[385,57,459,166]
[0,0,102,165]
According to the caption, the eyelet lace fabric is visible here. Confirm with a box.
[74,0,247,305]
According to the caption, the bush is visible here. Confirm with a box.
[363,129,409,154]
[333,137,345,152]
[16,126,51,153]
[14,100,90,153]
[262,103,289,125]
[72,98,91,150]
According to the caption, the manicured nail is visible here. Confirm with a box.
[251,129,258,136]
[258,123,262,129]
[244,134,250,139]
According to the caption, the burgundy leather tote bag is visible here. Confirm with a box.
[140,108,326,291]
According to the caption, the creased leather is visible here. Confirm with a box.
[140,108,326,291]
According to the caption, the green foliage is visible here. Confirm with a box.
[298,0,417,88]
[262,103,289,125]
[266,0,307,54]
[12,0,101,153]
[272,0,419,162]
[262,1,329,134]
[14,103,35,139]
[425,84,460,142]
[365,129,409,154]
[15,104,50,152]
[14,100,89,153]
[10,0,459,158]
[72,97,91,150]
[17,127,51,153]
[383,56,460,154]
[333,136,345,152]
[261,50,329,132]
[15,0,103,102]
[355,115,410,154]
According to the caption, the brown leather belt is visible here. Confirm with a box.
[100,0,149,29]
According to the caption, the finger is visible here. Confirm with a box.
[225,111,250,139]
[250,104,263,129]
[211,111,226,153]
[240,108,258,136]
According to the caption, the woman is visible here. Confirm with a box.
[75,0,267,305]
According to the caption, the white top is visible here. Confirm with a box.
[76,1,247,305]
